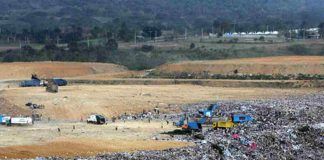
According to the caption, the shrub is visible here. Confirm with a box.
[190,43,195,49]
[141,45,154,52]
[106,39,118,51]
[287,44,308,55]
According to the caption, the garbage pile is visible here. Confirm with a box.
[47,92,324,160]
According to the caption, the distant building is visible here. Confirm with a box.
[223,31,279,38]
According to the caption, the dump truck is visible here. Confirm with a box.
[87,114,106,124]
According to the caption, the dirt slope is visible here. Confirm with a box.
[156,56,324,75]
[0,62,128,80]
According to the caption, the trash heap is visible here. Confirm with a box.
[47,92,324,160]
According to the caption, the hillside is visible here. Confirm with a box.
[0,62,127,80]
[155,56,324,76]
[0,0,323,31]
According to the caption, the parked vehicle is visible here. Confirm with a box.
[10,117,33,125]
[87,114,106,124]
[52,78,67,86]
[1,116,33,126]
[213,114,253,129]
[20,79,41,87]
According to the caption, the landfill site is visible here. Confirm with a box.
[0,56,323,159]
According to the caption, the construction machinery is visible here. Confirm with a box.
[213,114,253,129]
[87,114,106,124]
[198,104,220,117]
[182,117,208,131]
[174,116,185,127]
[213,117,237,129]
[174,104,219,131]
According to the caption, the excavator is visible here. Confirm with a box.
[175,104,220,131]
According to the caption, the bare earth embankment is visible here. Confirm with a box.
[156,56,324,75]
[0,62,128,80]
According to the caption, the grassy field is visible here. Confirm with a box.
[1,85,319,120]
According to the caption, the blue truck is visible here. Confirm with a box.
[20,79,41,87]
[20,77,67,87]
[232,114,254,123]
[52,78,68,86]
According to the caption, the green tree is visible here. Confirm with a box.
[118,22,132,42]
[106,39,118,51]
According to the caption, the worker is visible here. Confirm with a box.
[166,120,169,125]
[73,125,75,130]
[58,128,61,132]
[115,126,118,131]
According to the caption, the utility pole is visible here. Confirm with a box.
[201,28,204,39]
[233,23,236,33]
[134,31,137,45]
[185,28,187,40]
[148,31,152,43]
[154,31,157,43]
[87,36,90,48]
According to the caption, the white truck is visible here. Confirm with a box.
[87,114,106,125]
[11,117,33,125]
[1,117,33,126]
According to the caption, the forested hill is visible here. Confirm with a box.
[0,0,323,31]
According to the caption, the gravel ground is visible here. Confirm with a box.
[46,91,324,160]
